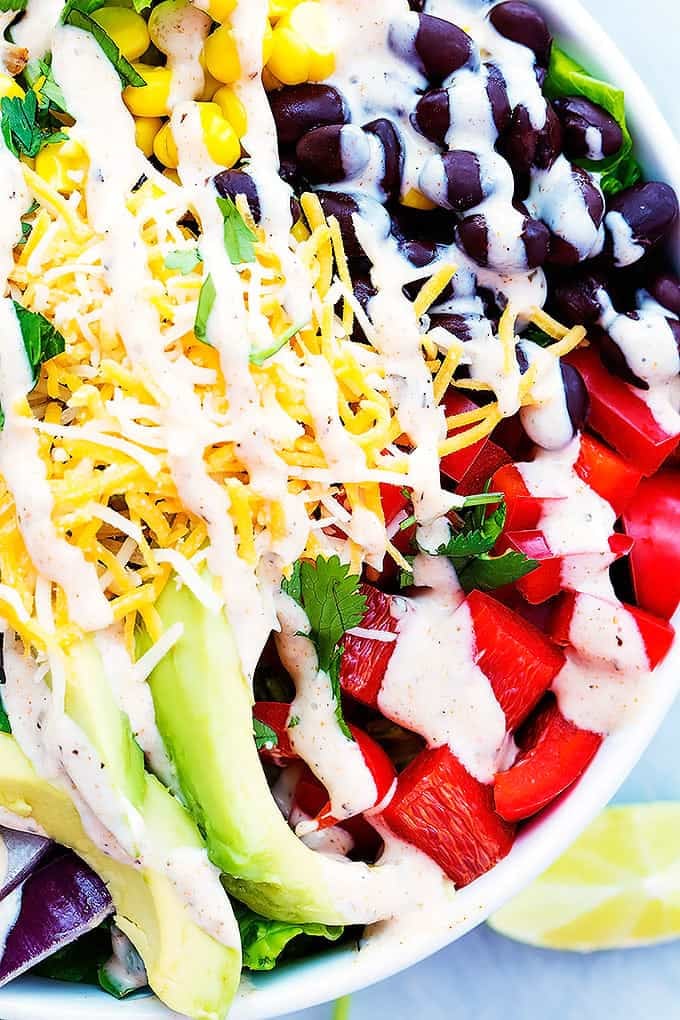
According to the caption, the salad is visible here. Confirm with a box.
[0,0,676,1015]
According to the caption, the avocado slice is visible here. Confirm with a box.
[0,732,238,1020]
[142,577,408,925]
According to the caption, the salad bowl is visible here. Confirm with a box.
[0,0,678,1017]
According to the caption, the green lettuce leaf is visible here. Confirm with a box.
[545,46,641,195]
[235,903,343,972]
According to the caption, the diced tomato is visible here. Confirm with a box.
[550,591,675,669]
[253,702,296,766]
[467,589,565,731]
[624,471,680,620]
[490,464,564,531]
[574,433,642,516]
[440,391,511,493]
[340,584,398,707]
[496,530,562,604]
[380,745,515,886]
[494,696,602,822]
[568,347,680,476]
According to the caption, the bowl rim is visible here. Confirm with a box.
[1,2,679,1017]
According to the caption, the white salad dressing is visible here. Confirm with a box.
[275,592,379,822]
[379,554,509,782]
[151,1,211,107]
[518,339,574,450]
[11,0,63,58]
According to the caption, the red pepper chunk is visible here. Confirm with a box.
[467,589,565,731]
[624,471,680,620]
[440,391,511,494]
[490,464,565,531]
[339,584,398,707]
[550,591,675,669]
[381,745,515,887]
[568,347,680,476]
[574,433,642,516]
[494,697,602,822]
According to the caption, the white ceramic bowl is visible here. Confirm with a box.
[2,2,679,1017]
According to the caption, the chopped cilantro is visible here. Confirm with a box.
[288,714,300,728]
[60,2,147,88]
[252,718,278,752]
[0,0,27,12]
[281,556,367,739]
[164,248,202,275]
[13,303,66,384]
[216,195,257,265]
[1,90,67,159]
[249,320,306,366]
[194,273,216,344]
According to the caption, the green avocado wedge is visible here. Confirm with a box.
[0,733,238,1020]
[141,578,351,925]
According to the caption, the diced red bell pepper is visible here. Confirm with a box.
[574,433,642,516]
[380,745,515,886]
[623,471,680,620]
[440,391,511,494]
[467,589,565,731]
[340,584,399,707]
[496,531,634,606]
[253,702,296,767]
[496,530,562,604]
[550,591,675,669]
[490,464,565,531]
[494,696,602,822]
[292,766,383,859]
[568,347,680,476]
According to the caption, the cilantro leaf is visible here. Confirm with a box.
[249,320,306,367]
[194,273,216,344]
[13,302,66,383]
[216,195,257,265]
[0,697,10,735]
[437,502,506,560]
[60,3,147,88]
[0,0,27,11]
[1,91,66,159]
[164,248,202,275]
[457,549,540,592]
[522,323,554,348]
[235,902,342,972]
[282,556,366,740]
[252,718,278,752]
[24,56,69,114]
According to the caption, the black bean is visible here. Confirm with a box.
[456,211,549,270]
[489,1,552,66]
[552,96,623,161]
[486,63,512,134]
[606,182,680,267]
[412,88,450,145]
[429,313,474,343]
[316,190,390,257]
[649,272,680,315]
[296,124,371,184]
[364,118,404,202]
[269,84,348,147]
[278,151,302,190]
[214,169,261,222]
[419,150,484,212]
[499,103,562,177]
[560,362,590,433]
[400,239,438,269]
[391,204,457,246]
[593,321,648,388]
[548,166,605,267]
[551,271,607,325]
[515,344,530,374]
[414,14,475,83]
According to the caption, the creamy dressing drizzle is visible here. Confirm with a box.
[275,591,378,821]
[379,554,509,782]
[11,0,63,58]
[152,1,211,107]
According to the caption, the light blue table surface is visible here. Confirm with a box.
[287,4,680,1018]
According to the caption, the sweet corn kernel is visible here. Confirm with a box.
[401,187,437,211]
[123,65,172,117]
[35,138,88,195]
[200,69,222,101]
[154,102,240,170]
[0,72,24,100]
[163,168,181,185]
[153,121,177,168]
[205,0,236,22]
[267,2,334,85]
[203,25,241,84]
[92,7,150,61]
[134,115,163,158]
[268,0,303,21]
[213,85,247,137]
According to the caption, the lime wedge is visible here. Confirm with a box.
[489,803,680,951]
